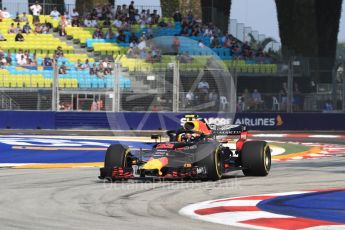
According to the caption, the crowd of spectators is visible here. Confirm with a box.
[238,88,264,111]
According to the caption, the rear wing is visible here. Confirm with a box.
[209,124,247,136]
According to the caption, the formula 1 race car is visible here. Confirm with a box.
[99,114,271,181]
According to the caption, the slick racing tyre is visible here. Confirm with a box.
[241,141,271,176]
[103,144,130,179]
[199,147,222,181]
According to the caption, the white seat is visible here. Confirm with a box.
[272,96,280,111]
[220,96,228,111]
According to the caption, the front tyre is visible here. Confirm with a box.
[198,148,222,181]
[100,144,130,180]
[241,141,271,176]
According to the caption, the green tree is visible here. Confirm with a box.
[160,0,179,18]
[76,0,95,17]
[201,0,231,33]
[248,34,276,51]
[275,0,343,83]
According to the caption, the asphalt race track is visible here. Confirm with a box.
[0,136,344,230]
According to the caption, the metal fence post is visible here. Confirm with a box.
[112,62,120,112]
[287,59,294,113]
[342,60,345,112]
[172,60,180,112]
[52,62,58,111]
[332,62,337,110]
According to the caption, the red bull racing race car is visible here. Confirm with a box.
[99,114,271,181]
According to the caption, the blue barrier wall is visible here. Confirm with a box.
[0,111,344,130]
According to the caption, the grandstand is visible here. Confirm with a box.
[0,2,337,113]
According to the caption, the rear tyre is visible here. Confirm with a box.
[241,141,271,176]
[198,147,222,181]
[102,144,129,180]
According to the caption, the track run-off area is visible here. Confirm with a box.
[0,133,344,230]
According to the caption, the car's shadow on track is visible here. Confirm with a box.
[93,173,245,184]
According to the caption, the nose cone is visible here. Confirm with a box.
[142,157,169,175]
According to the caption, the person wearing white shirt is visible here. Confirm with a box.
[50,7,60,20]
[84,18,91,27]
[90,19,97,27]
[70,9,79,27]
[18,55,27,66]
[30,1,42,24]
[113,19,122,29]
[1,8,10,18]
[16,50,24,62]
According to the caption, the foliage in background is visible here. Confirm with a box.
[76,0,95,17]
[160,0,179,17]
[248,33,276,51]
[275,0,343,83]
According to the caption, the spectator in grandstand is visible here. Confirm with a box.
[241,88,252,111]
[15,32,24,42]
[323,100,333,112]
[50,7,60,20]
[128,1,135,22]
[116,30,126,43]
[158,19,168,28]
[1,8,10,18]
[252,89,264,110]
[75,59,83,70]
[30,1,42,24]
[92,28,104,39]
[0,33,6,41]
[13,12,20,22]
[151,10,160,24]
[58,15,68,36]
[22,22,32,34]
[0,48,4,60]
[55,46,64,59]
[42,22,50,34]
[5,51,12,65]
[126,47,135,58]
[95,64,105,79]
[82,59,91,70]
[103,18,111,27]
[103,27,115,39]
[20,12,29,23]
[112,17,123,29]
[26,54,37,67]
[172,36,180,54]
[16,49,24,61]
[129,32,139,43]
[58,62,68,74]
[278,82,288,110]
[84,15,97,27]
[71,9,80,27]
[173,10,182,22]
[34,23,43,33]
[102,4,113,20]
[210,35,221,48]
[293,83,302,111]
[101,58,112,74]
[43,54,53,68]
[8,23,18,34]
[18,55,27,66]
[197,79,210,103]
[90,63,97,75]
